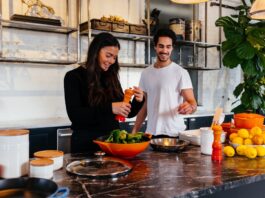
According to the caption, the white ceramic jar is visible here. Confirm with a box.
[0,130,29,178]
[200,127,214,155]
[30,158,54,179]
[34,150,64,171]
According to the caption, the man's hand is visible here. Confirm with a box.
[178,101,196,114]
[133,86,144,102]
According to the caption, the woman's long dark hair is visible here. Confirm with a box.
[85,33,123,106]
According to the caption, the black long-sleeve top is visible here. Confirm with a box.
[64,66,144,153]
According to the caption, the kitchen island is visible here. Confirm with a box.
[53,146,265,198]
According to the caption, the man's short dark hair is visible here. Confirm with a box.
[153,28,176,46]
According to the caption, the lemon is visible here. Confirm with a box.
[252,134,264,145]
[250,126,262,136]
[237,129,249,139]
[236,145,247,155]
[262,134,265,143]
[256,146,265,157]
[232,137,243,145]
[223,146,235,157]
[245,147,257,159]
[244,138,253,145]
[229,133,238,141]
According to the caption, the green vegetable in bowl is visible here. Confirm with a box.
[105,130,147,144]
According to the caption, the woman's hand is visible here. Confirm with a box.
[133,86,144,102]
[112,102,131,117]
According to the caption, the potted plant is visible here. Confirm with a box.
[215,0,265,114]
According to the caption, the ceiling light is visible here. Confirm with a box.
[170,0,208,4]
[249,0,265,20]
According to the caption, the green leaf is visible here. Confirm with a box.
[241,90,252,108]
[233,83,244,97]
[238,15,250,28]
[236,42,255,59]
[252,95,263,109]
[223,27,244,40]
[257,53,265,71]
[241,59,258,76]
[223,49,243,68]
[215,16,238,28]
[231,104,248,113]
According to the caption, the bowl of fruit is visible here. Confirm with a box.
[93,129,152,158]
[225,126,265,159]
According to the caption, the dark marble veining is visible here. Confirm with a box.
[53,146,265,198]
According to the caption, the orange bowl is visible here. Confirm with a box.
[93,135,151,158]
[234,113,264,129]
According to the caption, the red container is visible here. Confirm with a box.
[234,113,264,129]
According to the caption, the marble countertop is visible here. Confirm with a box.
[53,146,265,198]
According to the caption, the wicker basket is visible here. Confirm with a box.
[80,19,111,32]
[129,24,147,35]
[112,22,129,33]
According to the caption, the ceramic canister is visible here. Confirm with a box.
[200,127,214,155]
[34,150,64,171]
[30,158,54,179]
[0,130,29,178]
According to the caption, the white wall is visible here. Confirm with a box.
[0,0,244,124]
[197,0,242,112]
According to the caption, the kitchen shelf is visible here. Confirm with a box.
[82,0,151,67]
[81,29,152,41]
[120,63,150,68]
[79,62,149,68]
[0,57,77,65]
[176,40,221,48]
[0,19,77,34]
[0,0,79,65]
[183,66,221,70]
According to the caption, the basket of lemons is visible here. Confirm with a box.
[224,126,265,159]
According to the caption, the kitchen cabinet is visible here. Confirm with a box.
[0,0,79,65]
[29,126,70,157]
[120,121,147,132]
[80,0,151,68]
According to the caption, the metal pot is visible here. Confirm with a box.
[0,177,69,198]
[150,138,190,152]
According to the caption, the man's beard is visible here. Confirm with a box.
[157,53,170,62]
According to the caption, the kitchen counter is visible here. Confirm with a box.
[53,146,265,198]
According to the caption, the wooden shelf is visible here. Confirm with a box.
[0,57,77,65]
[0,19,77,34]
[120,63,149,68]
[176,40,221,48]
[81,29,152,41]
[183,66,221,70]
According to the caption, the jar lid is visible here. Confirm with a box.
[169,18,185,23]
[30,158,54,166]
[0,129,29,136]
[34,150,64,158]
[66,156,133,179]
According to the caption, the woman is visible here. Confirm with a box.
[64,33,144,153]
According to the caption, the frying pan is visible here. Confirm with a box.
[0,177,69,198]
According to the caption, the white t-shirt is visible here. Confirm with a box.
[139,62,193,136]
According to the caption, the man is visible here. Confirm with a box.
[132,28,197,137]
